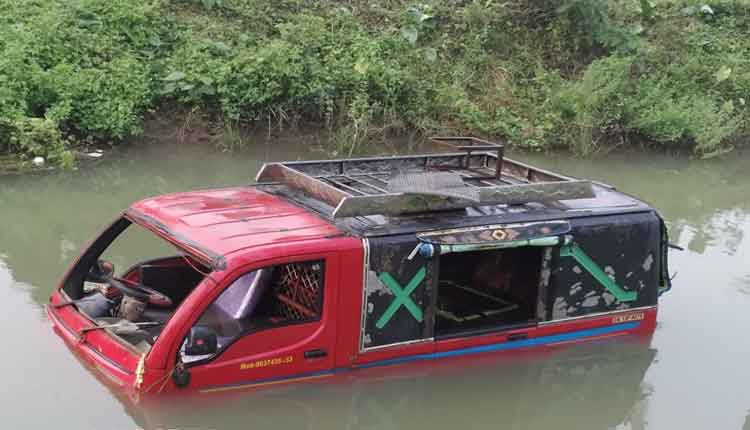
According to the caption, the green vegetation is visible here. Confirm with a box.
[1,0,749,166]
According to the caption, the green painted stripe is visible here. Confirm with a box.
[560,244,637,302]
[376,267,426,329]
[438,236,562,255]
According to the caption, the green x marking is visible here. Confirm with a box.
[560,244,637,302]
[375,267,426,329]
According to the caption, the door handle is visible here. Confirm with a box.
[507,332,528,342]
[304,349,328,359]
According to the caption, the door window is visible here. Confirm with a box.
[435,247,543,337]
[182,260,324,362]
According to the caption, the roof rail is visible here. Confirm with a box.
[255,137,594,218]
[430,136,505,179]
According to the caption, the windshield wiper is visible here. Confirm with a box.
[79,321,163,336]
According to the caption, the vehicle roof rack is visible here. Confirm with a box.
[255,137,595,218]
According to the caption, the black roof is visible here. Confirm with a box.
[259,182,653,238]
[254,138,654,237]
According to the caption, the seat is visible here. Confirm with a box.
[213,268,272,320]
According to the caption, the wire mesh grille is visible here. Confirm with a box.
[276,261,323,321]
[318,166,511,198]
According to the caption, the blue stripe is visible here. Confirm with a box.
[201,322,638,392]
[357,322,639,369]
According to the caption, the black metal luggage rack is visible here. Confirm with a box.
[255,137,597,219]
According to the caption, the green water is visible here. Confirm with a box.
[1,139,749,429]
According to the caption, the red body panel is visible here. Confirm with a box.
[333,243,365,369]
[128,187,341,259]
[47,296,139,384]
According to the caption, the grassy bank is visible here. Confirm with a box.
[1,0,749,166]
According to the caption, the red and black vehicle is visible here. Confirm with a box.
[47,137,671,396]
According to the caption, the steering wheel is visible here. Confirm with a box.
[106,277,173,308]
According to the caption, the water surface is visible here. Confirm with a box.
[1,138,749,429]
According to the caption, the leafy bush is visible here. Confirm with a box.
[7,118,74,167]
[0,0,169,165]
[546,0,749,156]
[1,0,749,165]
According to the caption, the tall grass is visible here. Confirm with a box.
[1,0,749,166]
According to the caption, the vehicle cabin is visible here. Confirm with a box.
[47,137,671,395]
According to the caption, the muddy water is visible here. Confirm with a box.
[1,138,749,429]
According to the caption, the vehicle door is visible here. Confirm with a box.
[354,234,436,366]
[177,253,338,391]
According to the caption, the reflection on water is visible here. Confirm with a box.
[738,275,750,296]
[1,140,749,429]
[131,338,654,430]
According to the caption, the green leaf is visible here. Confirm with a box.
[213,41,231,54]
[639,0,655,21]
[721,100,734,115]
[163,71,186,82]
[715,66,732,82]
[160,82,177,94]
[354,60,369,75]
[424,48,437,62]
[401,26,418,45]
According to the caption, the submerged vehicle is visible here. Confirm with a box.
[47,137,671,396]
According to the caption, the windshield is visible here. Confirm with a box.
[62,217,211,353]
[99,221,182,276]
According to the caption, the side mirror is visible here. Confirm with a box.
[86,259,115,283]
[184,326,218,356]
